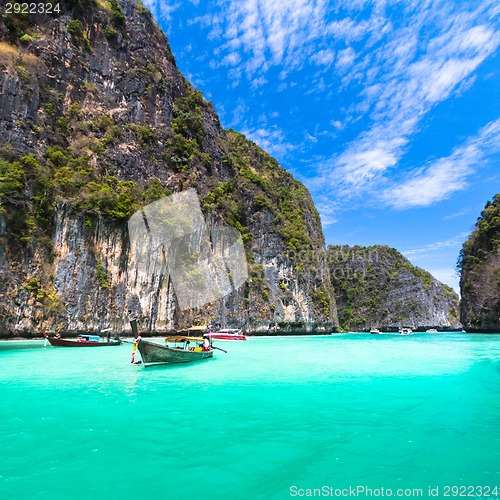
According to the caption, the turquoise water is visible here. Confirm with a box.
[1,333,499,499]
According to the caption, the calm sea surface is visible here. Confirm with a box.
[1,333,499,500]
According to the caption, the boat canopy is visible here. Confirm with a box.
[78,334,100,341]
[165,336,205,343]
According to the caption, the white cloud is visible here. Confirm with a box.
[220,52,241,66]
[310,2,499,205]
[314,197,340,227]
[155,0,498,215]
[250,76,268,89]
[335,47,356,70]
[225,100,248,129]
[240,125,296,159]
[310,49,335,68]
[142,0,180,24]
[403,233,470,259]
[425,268,460,294]
[443,208,474,221]
[210,0,340,77]
[418,57,486,104]
[330,120,342,130]
[320,214,338,227]
[384,119,500,209]
[402,233,472,292]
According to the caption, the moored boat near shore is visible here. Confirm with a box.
[207,328,247,341]
[185,325,247,341]
[399,328,413,335]
[47,334,121,347]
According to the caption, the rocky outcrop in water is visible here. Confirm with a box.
[0,0,337,336]
[328,245,461,331]
[459,194,500,333]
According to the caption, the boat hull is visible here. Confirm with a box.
[137,339,213,365]
[47,337,121,347]
[206,333,247,341]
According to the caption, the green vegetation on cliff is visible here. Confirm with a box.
[458,194,500,332]
[202,129,320,254]
[0,0,334,334]
[328,245,460,331]
[458,194,500,273]
[0,0,320,259]
[0,147,172,247]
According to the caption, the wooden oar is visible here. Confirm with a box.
[212,345,227,353]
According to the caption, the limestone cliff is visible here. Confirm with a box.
[458,194,500,333]
[0,0,337,336]
[328,245,461,331]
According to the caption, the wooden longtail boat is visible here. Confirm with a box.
[137,337,213,365]
[47,334,121,347]
[129,318,214,365]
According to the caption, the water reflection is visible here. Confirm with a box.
[0,340,47,351]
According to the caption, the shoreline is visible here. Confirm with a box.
[2,330,499,341]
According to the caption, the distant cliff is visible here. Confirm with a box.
[0,0,337,336]
[328,245,460,331]
[458,194,500,333]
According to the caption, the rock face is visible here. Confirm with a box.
[459,194,500,333]
[0,0,337,336]
[328,245,461,331]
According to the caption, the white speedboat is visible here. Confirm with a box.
[399,328,413,335]
[206,328,247,341]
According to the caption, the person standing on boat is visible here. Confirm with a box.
[202,335,210,351]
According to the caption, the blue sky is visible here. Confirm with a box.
[142,0,499,293]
